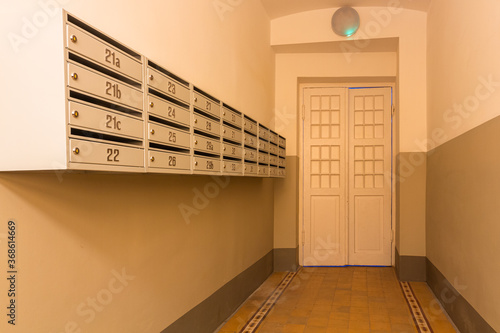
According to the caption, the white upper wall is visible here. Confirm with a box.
[427,0,500,149]
[271,7,427,153]
[1,0,275,124]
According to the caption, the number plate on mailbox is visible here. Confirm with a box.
[68,62,143,110]
[148,123,190,149]
[147,67,190,104]
[194,135,221,155]
[193,114,221,136]
[148,150,190,171]
[194,156,221,172]
[148,95,190,127]
[69,139,143,167]
[68,101,143,139]
[66,24,142,81]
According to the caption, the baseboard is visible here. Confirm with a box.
[426,258,495,333]
[274,247,299,272]
[395,248,426,282]
[161,250,274,333]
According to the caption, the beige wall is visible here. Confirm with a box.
[426,0,500,330]
[0,1,275,332]
[427,0,500,148]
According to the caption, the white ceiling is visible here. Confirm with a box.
[260,0,431,19]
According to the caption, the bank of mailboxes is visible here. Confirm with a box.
[0,10,285,178]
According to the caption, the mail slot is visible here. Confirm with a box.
[68,101,143,139]
[68,62,143,110]
[222,125,242,143]
[147,95,190,127]
[66,24,142,82]
[278,136,286,148]
[69,139,143,167]
[244,163,258,175]
[148,149,190,171]
[244,148,257,162]
[279,147,286,157]
[258,139,269,153]
[148,122,190,149]
[223,143,242,158]
[269,167,278,177]
[193,113,221,137]
[193,135,221,155]
[269,144,278,155]
[278,157,286,168]
[193,92,220,118]
[222,107,242,128]
[223,160,243,174]
[244,117,257,135]
[258,152,269,164]
[269,132,278,145]
[244,133,257,149]
[258,126,269,141]
[147,67,190,104]
[193,155,221,172]
[269,155,278,166]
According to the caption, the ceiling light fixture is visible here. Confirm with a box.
[331,6,360,37]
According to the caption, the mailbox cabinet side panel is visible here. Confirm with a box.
[0,9,67,171]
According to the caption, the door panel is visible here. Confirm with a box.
[303,86,392,267]
[348,88,392,266]
[303,88,347,266]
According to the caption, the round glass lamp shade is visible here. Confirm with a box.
[331,7,360,37]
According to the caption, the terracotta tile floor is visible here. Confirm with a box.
[216,267,457,333]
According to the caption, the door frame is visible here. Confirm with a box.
[298,81,397,267]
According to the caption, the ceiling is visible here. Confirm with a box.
[260,0,431,19]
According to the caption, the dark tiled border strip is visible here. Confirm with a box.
[239,269,299,333]
[400,281,434,333]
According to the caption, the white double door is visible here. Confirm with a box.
[303,86,392,266]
